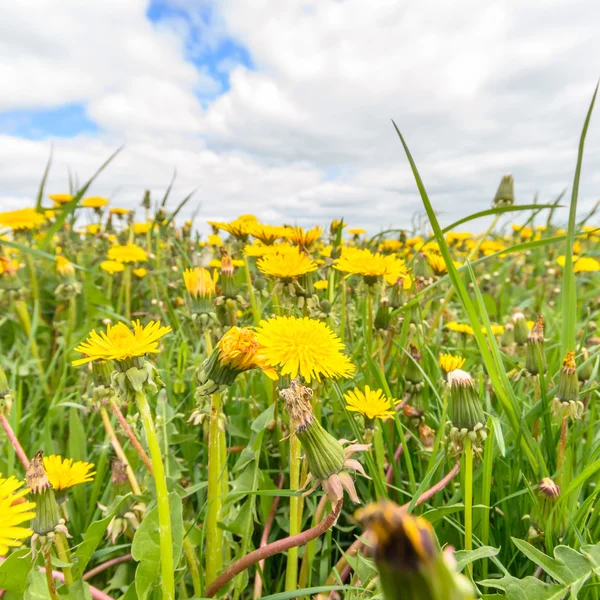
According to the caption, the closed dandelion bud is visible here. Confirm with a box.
[512,311,529,345]
[219,250,238,299]
[525,316,546,375]
[374,297,391,331]
[532,478,565,536]
[405,345,423,392]
[414,252,435,281]
[26,451,61,536]
[419,423,435,449]
[141,190,151,209]
[552,352,583,419]
[501,322,515,347]
[578,348,594,382]
[492,174,514,208]
[388,276,405,309]
[447,370,487,450]
[356,501,475,600]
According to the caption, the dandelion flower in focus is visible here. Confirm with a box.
[256,316,354,382]
[334,247,408,286]
[73,320,172,366]
[0,474,36,556]
[344,385,396,421]
[257,248,318,281]
[287,226,323,248]
[43,455,95,491]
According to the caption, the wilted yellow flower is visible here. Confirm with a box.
[133,268,148,278]
[133,222,152,235]
[73,320,172,366]
[108,243,148,263]
[43,455,95,491]
[0,474,36,556]
[100,260,125,274]
[257,248,318,280]
[344,385,396,421]
[439,353,466,373]
[82,196,108,209]
[256,316,354,383]
[287,226,323,247]
[0,208,46,231]
[183,267,217,298]
[56,255,75,277]
[49,193,73,205]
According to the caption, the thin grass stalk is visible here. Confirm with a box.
[463,435,474,577]
[124,264,132,321]
[480,418,495,581]
[205,391,223,586]
[0,414,30,469]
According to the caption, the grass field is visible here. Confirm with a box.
[0,89,599,600]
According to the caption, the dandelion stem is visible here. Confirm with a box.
[135,391,174,600]
[99,408,142,496]
[124,264,132,321]
[54,532,73,586]
[206,391,224,587]
[44,550,60,600]
[183,537,202,598]
[0,414,30,469]
[463,436,474,576]
[244,255,261,326]
[557,416,569,479]
[285,433,301,591]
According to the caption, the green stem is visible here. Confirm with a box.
[124,264,132,321]
[285,433,301,591]
[244,256,260,326]
[393,412,417,495]
[480,420,494,580]
[366,288,373,353]
[54,532,73,586]
[464,436,474,577]
[340,278,346,344]
[183,537,202,598]
[206,392,223,586]
[135,391,175,600]
[44,550,60,600]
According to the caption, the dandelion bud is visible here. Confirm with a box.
[531,477,565,537]
[512,311,529,345]
[525,316,546,376]
[447,369,487,451]
[141,190,151,209]
[219,249,238,299]
[492,174,514,208]
[356,501,475,600]
[374,297,391,331]
[552,352,583,420]
[405,345,423,391]
[500,322,515,348]
[578,348,594,382]
[26,451,61,536]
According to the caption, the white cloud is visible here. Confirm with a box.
[1,0,599,234]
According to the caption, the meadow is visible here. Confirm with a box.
[0,92,599,600]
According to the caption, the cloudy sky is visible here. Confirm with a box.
[1,0,599,233]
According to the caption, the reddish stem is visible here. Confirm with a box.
[205,499,343,598]
[253,474,285,599]
[385,443,404,484]
[109,398,153,474]
[0,414,30,469]
[83,553,133,581]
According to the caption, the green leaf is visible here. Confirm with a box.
[479,575,564,600]
[0,548,34,594]
[135,560,159,600]
[454,546,500,572]
[72,494,131,579]
[24,571,52,600]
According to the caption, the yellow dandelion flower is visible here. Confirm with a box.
[85,224,100,235]
[439,353,466,373]
[218,216,258,239]
[574,257,600,272]
[344,385,396,421]
[49,193,73,205]
[81,196,108,209]
[133,222,152,235]
[257,248,318,280]
[287,226,323,248]
[347,228,367,236]
[319,244,333,258]
[0,208,46,231]
[426,252,447,274]
[73,320,172,366]
[334,247,408,286]
[248,223,287,245]
[445,321,474,335]
[207,234,223,247]
[485,324,505,336]
[183,267,217,298]
[133,268,148,278]
[56,255,75,277]
[110,207,129,216]
[100,260,125,274]
[217,327,277,379]
[255,316,354,383]
[0,474,36,556]
[108,243,148,263]
[445,232,473,244]
[378,239,402,253]
[313,280,328,290]
[0,257,20,275]
[42,455,95,491]
[44,209,56,220]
